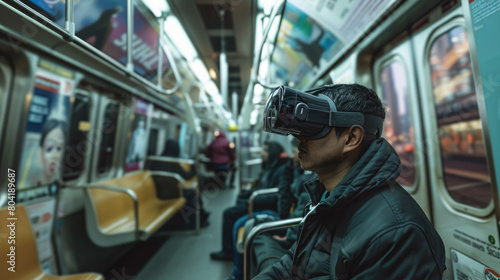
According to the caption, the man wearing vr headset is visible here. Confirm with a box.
[256,84,446,279]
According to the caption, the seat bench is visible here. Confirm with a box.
[81,170,186,247]
[0,205,103,280]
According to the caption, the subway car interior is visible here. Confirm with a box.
[0,0,500,279]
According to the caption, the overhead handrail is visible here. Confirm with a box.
[160,15,182,94]
[3,0,182,100]
[250,1,286,90]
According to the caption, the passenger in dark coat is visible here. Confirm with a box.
[255,84,445,279]
[251,143,316,275]
[211,141,286,261]
[228,141,316,279]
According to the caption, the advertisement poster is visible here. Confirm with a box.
[18,61,73,190]
[271,1,344,88]
[22,0,170,78]
[468,0,500,226]
[26,198,57,273]
[451,249,500,280]
[271,0,395,88]
[125,99,151,172]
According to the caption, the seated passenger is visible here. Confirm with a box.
[210,141,286,261]
[256,84,445,279]
[150,139,209,228]
[227,140,316,280]
[205,130,235,189]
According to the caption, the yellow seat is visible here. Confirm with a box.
[84,171,186,246]
[0,205,103,280]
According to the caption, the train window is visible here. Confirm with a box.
[429,26,492,209]
[379,59,416,187]
[148,128,159,156]
[62,93,91,180]
[124,100,151,172]
[97,103,119,174]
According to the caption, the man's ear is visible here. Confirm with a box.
[343,125,364,154]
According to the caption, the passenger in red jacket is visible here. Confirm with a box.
[206,130,235,188]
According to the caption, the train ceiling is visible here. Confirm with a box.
[168,0,258,113]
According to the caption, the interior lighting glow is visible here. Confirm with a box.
[142,0,170,17]
[165,16,197,62]
[252,84,264,104]
[250,108,259,125]
[258,0,281,14]
[205,81,223,105]
[190,58,211,83]
[209,68,217,79]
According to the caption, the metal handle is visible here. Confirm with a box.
[243,217,302,280]
[248,187,279,217]
[66,184,140,240]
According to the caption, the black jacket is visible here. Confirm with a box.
[255,138,446,279]
[277,162,317,242]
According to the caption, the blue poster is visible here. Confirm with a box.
[468,0,500,220]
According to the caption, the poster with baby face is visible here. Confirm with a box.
[124,99,151,172]
[18,60,73,190]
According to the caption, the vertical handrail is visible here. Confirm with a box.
[126,0,134,72]
[157,14,163,88]
[65,0,75,39]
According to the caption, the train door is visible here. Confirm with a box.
[373,34,431,218]
[411,3,499,275]
[61,88,94,183]
[90,95,126,180]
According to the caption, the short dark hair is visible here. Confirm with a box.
[315,83,385,153]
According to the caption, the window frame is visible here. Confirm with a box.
[96,101,121,176]
[424,19,494,216]
[122,98,152,173]
[375,54,420,192]
[61,90,92,181]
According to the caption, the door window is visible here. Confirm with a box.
[379,59,416,187]
[428,26,492,209]
[97,102,120,174]
[62,93,91,180]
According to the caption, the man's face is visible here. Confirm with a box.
[297,128,344,175]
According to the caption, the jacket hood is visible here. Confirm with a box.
[306,138,401,210]
[216,130,226,138]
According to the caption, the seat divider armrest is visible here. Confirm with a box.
[149,171,186,198]
[243,217,302,280]
[248,187,279,217]
[65,184,140,240]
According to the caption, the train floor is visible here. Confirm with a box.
[106,184,239,280]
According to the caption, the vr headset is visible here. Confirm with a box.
[262,85,384,140]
